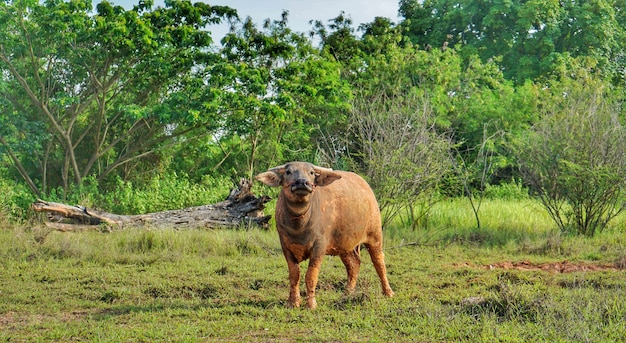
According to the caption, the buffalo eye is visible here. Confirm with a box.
[286,170,291,175]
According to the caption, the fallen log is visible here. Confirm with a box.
[32,178,272,231]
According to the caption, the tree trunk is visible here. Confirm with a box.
[31,179,272,231]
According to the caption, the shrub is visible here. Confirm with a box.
[349,91,453,229]
[483,179,529,200]
[0,174,36,222]
[514,75,626,236]
[45,173,233,215]
[47,175,101,208]
[102,173,233,214]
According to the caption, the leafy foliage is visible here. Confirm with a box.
[1,0,626,239]
[45,173,232,214]
[0,0,236,196]
[202,12,350,177]
[399,0,626,85]
[0,171,34,221]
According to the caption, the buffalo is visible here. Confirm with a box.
[256,162,394,309]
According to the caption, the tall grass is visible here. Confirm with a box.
[0,226,282,266]
[47,195,620,264]
[4,194,624,265]
[385,198,555,246]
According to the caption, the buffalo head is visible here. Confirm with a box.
[256,162,342,201]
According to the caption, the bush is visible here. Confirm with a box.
[514,74,626,236]
[0,174,36,222]
[45,173,233,215]
[103,173,233,214]
[349,91,453,229]
[0,171,236,221]
[483,179,529,200]
[47,175,101,208]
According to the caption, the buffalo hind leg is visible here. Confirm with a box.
[365,244,394,297]
[340,247,361,294]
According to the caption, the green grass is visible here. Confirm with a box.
[386,198,554,246]
[1,199,626,342]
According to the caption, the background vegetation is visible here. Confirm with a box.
[2,0,626,235]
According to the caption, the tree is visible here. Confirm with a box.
[453,126,505,229]
[399,0,626,85]
[0,0,236,196]
[448,55,537,185]
[310,11,362,65]
[208,12,350,178]
[514,67,626,236]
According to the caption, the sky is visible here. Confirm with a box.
[108,0,401,43]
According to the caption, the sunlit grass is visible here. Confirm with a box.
[385,198,554,246]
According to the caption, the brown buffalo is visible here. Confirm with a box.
[256,161,394,309]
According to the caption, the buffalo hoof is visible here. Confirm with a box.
[286,300,300,308]
[305,298,317,309]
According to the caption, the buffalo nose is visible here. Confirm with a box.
[290,178,314,193]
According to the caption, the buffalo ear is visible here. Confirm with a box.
[255,171,282,187]
[315,170,342,187]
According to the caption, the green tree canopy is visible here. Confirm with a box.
[0,0,236,196]
[399,0,626,85]
[199,12,351,177]
[311,13,535,190]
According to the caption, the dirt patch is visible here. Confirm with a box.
[455,260,623,273]
[0,311,91,331]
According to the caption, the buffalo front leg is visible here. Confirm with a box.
[304,256,324,309]
[340,247,361,294]
[284,252,301,308]
[366,244,394,297]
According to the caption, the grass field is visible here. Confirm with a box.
[1,199,625,342]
